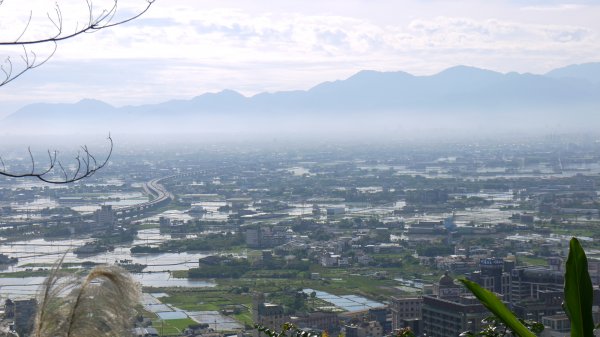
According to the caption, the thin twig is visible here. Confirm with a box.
[0,0,155,87]
[0,135,113,184]
[15,11,33,42]
[0,0,155,46]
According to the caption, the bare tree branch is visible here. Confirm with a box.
[0,1,154,184]
[0,42,57,87]
[0,0,155,46]
[0,0,155,87]
[0,135,113,184]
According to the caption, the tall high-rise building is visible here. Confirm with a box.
[479,258,504,292]
[468,258,511,301]
[421,273,489,337]
[95,205,114,228]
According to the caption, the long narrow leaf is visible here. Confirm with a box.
[460,278,536,337]
[564,237,594,337]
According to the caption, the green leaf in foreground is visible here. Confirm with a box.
[564,237,594,337]
[459,278,536,337]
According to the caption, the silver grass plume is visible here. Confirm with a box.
[33,260,140,337]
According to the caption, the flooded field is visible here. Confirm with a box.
[0,228,219,299]
[0,273,215,299]
[143,293,242,331]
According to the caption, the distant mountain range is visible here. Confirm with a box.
[3,63,600,136]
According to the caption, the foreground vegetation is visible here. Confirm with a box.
[460,237,593,337]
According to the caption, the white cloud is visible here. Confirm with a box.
[49,9,598,64]
[521,4,585,11]
[405,16,594,49]
[0,0,600,113]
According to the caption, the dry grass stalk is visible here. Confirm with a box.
[33,261,140,337]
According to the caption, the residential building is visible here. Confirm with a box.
[421,273,489,337]
[344,321,383,337]
[132,327,160,337]
[390,297,422,331]
[95,205,114,228]
[512,290,564,322]
[7,299,37,337]
[245,226,287,248]
[368,307,391,334]
[320,253,340,267]
[510,266,563,305]
[326,207,346,216]
[467,258,511,301]
[289,312,339,332]
[252,293,287,337]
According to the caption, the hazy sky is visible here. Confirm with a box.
[0,0,599,116]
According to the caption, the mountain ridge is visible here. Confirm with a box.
[3,62,600,135]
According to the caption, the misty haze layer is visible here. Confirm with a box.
[2,63,600,139]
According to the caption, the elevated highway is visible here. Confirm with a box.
[113,176,175,222]
[0,173,190,228]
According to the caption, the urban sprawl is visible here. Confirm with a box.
[1,137,599,337]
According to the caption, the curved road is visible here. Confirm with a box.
[0,175,176,227]
[113,176,175,220]
[130,177,174,210]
